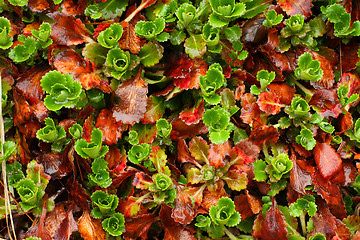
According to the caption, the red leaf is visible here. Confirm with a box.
[313,172,347,219]
[310,51,335,89]
[309,89,342,118]
[25,196,52,240]
[240,102,262,127]
[78,211,106,240]
[112,69,148,125]
[234,190,262,219]
[233,139,260,164]
[171,186,196,225]
[257,91,283,115]
[160,205,195,240]
[123,214,159,240]
[277,0,312,17]
[250,124,279,146]
[82,115,94,142]
[260,198,288,240]
[171,118,208,140]
[61,0,87,16]
[119,21,140,54]
[290,151,315,195]
[45,204,78,240]
[201,181,229,211]
[208,141,232,168]
[242,16,268,45]
[27,0,50,12]
[314,143,343,179]
[13,89,32,126]
[66,178,91,211]
[268,82,296,105]
[341,41,360,73]
[263,49,298,72]
[338,111,353,134]
[176,138,199,166]
[165,53,207,90]
[53,49,111,92]
[179,100,205,125]
[15,65,49,105]
[48,12,92,45]
[105,146,126,170]
[95,109,122,145]
[132,172,152,190]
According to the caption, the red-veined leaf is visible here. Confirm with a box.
[179,100,205,125]
[119,21,140,54]
[257,91,283,115]
[141,96,165,124]
[268,82,296,105]
[260,198,288,240]
[131,123,157,144]
[171,118,208,140]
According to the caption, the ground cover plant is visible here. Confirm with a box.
[1,0,360,239]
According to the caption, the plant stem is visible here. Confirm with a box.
[293,79,313,101]
[300,211,307,236]
[224,227,240,240]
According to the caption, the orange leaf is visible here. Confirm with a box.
[314,143,343,179]
[78,211,106,240]
[277,0,312,17]
[96,109,122,145]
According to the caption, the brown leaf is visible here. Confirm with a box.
[141,96,165,124]
[310,51,335,89]
[66,178,91,211]
[260,198,288,240]
[112,69,148,125]
[257,91,283,115]
[338,111,353,134]
[13,89,32,126]
[314,143,343,179]
[234,190,262,219]
[268,82,296,105]
[53,49,111,92]
[160,205,195,240]
[105,145,126,170]
[171,118,208,140]
[61,0,87,16]
[240,102,262,127]
[338,72,360,108]
[48,12,92,45]
[119,21,140,54]
[201,181,229,211]
[290,152,315,195]
[313,172,347,219]
[179,100,205,125]
[176,138,199,166]
[15,66,50,104]
[25,197,52,240]
[171,186,195,225]
[277,0,312,17]
[27,0,50,12]
[311,199,337,239]
[123,214,159,239]
[208,141,232,168]
[38,152,73,179]
[242,16,268,45]
[249,124,279,146]
[78,211,106,240]
[45,204,78,240]
[234,139,260,164]
[309,89,342,118]
[95,109,122,145]
[341,41,360,73]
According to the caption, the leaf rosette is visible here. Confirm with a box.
[16,179,42,212]
[88,158,112,188]
[106,48,131,79]
[199,63,225,104]
[69,123,83,139]
[286,96,311,119]
[263,9,283,28]
[135,17,168,42]
[75,128,109,159]
[128,143,152,164]
[36,118,66,143]
[32,22,53,48]
[9,35,37,63]
[102,212,125,236]
[209,0,246,27]
[0,17,12,49]
[203,106,233,144]
[41,71,83,111]
[156,118,172,138]
[98,23,123,48]
[152,173,172,191]
[209,197,241,226]
[176,3,197,29]
[91,190,119,219]
[202,24,220,47]
[294,52,323,82]
[267,154,293,181]
[296,128,316,150]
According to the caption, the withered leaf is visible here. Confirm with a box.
[171,118,208,140]
[309,89,342,118]
[78,211,106,240]
[171,186,195,225]
[314,143,343,179]
[234,190,262,219]
[260,198,288,240]
[119,21,140,54]
[25,197,52,240]
[38,152,73,179]
[95,109,122,145]
[208,141,232,168]
[250,124,279,146]
[290,152,314,195]
[124,214,159,239]
[179,100,205,125]
[310,51,335,89]
[45,204,78,240]
[13,89,32,126]
[27,0,50,13]
[160,205,195,240]
[112,69,148,125]
[257,91,283,115]
[48,12,92,45]
[53,49,111,92]
[341,41,360,73]
[277,0,312,17]
[141,96,165,124]
[268,82,296,105]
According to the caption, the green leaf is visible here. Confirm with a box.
[75,128,108,159]
[139,42,164,67]
[91,190,119,219]
[209,197,241,226]
[106,48,131,79]
[203,106,232,144]
[102,213,125,236]
[0,141,16,163]
[199,63,225,102]
[257,70,275,91]
[224,25,242,43]
[156,118,172,138]
[195,215,211,228]
[135,17,166,41]
[32,22,52,48]
[128,143,152,164]
[7,0,28,6]
[253,159,268,181]
[69,124,83,139]
[88,0,128,20]
[296,128,316,150]
[170,29,186,45]
[152,173,172,191]
[98,23,123,48]
[176,3,196,29]
[6,162,24,187]
[16,178,41,212]
[85,5,102,19]
[289,195,317,217]
[295,52,323,82]
[202,24,220,47]
[263,9,283,28]
[184,34,206,59]
[36,118,66,143]
[9,36,37,63]
[0,17,12,49]
[267,154,293,181]
[88,159,112,188]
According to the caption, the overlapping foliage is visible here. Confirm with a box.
[1,0,360,239]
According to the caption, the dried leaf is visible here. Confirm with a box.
[112,69,148,125]
[96,109,122,145]
[78,211,106,240]
[234,190,262,219]
[290,152,314,195]
[171,186,195,225]
[48,12,92,45]
[250,124,279,146]
[119,21,140,54]
[45,204,78,240]
[123,214,159,239]
[260,198,288,240]
[257,91,283,115]
[277,0,312,17]
[268,82,296,105]
[53,49,111,92]
[314,143,343,179]
[309,89,342,118]
[141,96,165,124]
[179,100,205,125]
[341,41,360,73]
[25,197,52,240]
[208,141,232,168]
[171,118,208,140]
[310,51,335,89]
[27,0,50,13]
[38,152,73,179]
